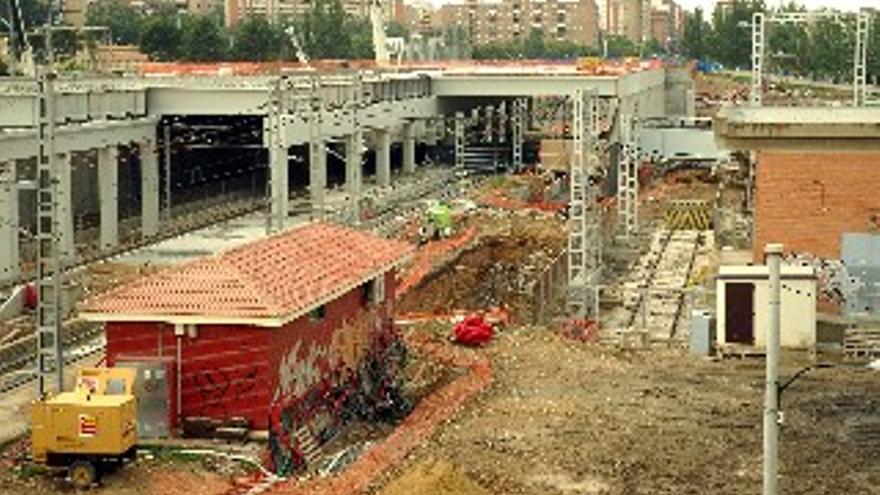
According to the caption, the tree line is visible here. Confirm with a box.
[85,0,385,62]
[681,0,880,83]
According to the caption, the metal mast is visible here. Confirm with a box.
[854,11,870,107]
[567,88,600,319]
[35,27,64,397]
[751,12,765,107]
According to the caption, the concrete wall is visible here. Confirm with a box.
[664,67,694,117]
[716,276,817,349]
[754,152,880,261]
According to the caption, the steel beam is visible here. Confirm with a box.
[431,70,665,98]
[0,160,19,284]
[264,79,289,234]
[512,98,525,171]
[751,12,765,107]
[454,111,465,170]
[140,140,160,238]
[0,118,159,162]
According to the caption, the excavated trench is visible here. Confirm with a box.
[398,230,566,323]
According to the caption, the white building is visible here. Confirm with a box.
[716,265,817,349]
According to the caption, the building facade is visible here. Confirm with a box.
[225,0,393,27]
[83,223,413,473]
[437,0,600,47]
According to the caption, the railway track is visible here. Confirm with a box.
[0,167,481,396]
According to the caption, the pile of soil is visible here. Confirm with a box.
[377,458,491,495]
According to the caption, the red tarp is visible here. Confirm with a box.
[452,316,494,346]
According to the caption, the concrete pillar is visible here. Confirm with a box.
[0,160,19,284]
[57,153,75,265]
[309,139,326,219]
[97,146,118,251]
[268,140,288,231]
[140,140,160,238]
[346,130,363,224]
[403,121,415,174]
[376,128,391,187]
[454,112,465,170]
[425,118,439,146]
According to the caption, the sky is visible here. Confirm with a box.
[676,0,880,12]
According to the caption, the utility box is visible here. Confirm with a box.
[690,309,715,356]
[31,390,137,464]
[116,358,175,439]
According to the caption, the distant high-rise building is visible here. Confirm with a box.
[436,0,600,48]
[225,0,391,27]
[604,0,649,43]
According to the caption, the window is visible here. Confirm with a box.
[512,12,520,23]
[309,305,326,321]
[557,12,565,23]
[557,26,566,38]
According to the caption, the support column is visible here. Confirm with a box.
[269,143,289,230]
[512,99,524,171]
[0,160,19,283]
[309,139,326,219]
[346,130,363,224]
[56,153,75,265]
[97,146,118,251]
[376,128,391,187]
[140,140,160,238]
[403,121,415,174]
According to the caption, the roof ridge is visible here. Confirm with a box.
[214,257,288,315]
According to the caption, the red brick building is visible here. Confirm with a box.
[82,223,412,472]
[753,152,880,261]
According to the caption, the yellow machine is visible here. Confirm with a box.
[31,367,138,489]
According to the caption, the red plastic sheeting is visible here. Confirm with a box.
[452,316,494,347]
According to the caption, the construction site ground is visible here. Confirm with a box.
[1,165,877,494]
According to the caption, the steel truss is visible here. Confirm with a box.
[752,10,872,107]
[567,88,601,319]
[511,98,525,171]
[35,68,63,396]
[617,113,639,239]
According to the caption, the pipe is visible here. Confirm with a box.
[763,242,783,495]
[176,334,182,421]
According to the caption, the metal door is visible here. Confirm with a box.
[725,282,754,344]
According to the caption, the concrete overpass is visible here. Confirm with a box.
[0,66,679,285]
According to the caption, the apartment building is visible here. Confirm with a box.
[650,0,682,49]
[437,0,600,47]
[225,0,392,27]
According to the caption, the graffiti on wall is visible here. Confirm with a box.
[783,252,845,304]
[184,364,261,419]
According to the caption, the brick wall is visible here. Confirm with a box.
[754,152,880,260]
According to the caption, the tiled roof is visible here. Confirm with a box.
[82,223,413,325]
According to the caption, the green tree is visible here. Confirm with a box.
[296,0,351,59]
[86,0,142,45]
[868,15,880,84]
[605,35,638,57]
[524,28,545,58]
[681,7,708,60]
[231,14,281,61]
[348,17,375,59]
[140,7,182,61]
[708,0,763,69]
[766,4,809,77]
[181,15,226,61]
[386,20,409,40]
[807,17,854,83]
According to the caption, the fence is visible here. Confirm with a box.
[524,250,569,326]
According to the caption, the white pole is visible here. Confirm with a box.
[763,242,783,495]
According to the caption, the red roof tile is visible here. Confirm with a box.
[82,223,413,325]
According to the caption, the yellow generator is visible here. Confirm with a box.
[31,367,138,489]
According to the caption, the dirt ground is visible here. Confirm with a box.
[373,329,880,495]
